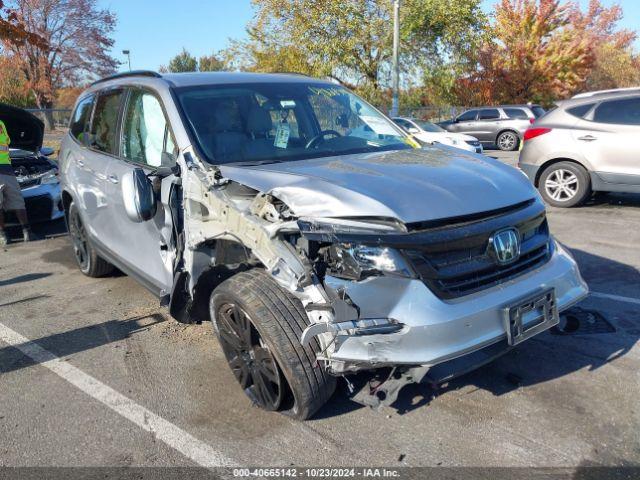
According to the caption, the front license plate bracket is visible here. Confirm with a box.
[502,288,559,346]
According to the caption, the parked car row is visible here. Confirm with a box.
[438,104,545,151]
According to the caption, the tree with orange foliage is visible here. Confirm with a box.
[454,0,593,106]
[1,0,118,129]
[570,0,639,91]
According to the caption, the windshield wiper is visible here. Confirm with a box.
[230,159,286,166]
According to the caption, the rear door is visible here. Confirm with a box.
[78,89,124,244]
[475,108,501,142]
[102,87,178,294]
[573,96,640,184]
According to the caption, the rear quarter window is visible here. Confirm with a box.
[531,106,546,118]
[566,103,595,119]
[503,108,529,120]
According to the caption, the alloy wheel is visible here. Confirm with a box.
[498,132,517,150]
[69,211,89,270]
[544,169,579,202]
[216,303,284,410]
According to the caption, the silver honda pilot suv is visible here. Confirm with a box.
[59,72,587,419]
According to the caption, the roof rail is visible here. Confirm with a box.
[91,70,162,86]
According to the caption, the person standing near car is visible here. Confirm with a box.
[0,119,35,246]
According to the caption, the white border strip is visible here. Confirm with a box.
[0,322,235,468]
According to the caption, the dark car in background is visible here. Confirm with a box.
[0,103,63,224]
[439,105,546,151]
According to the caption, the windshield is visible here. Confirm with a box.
[416,121,445,133]
[175,82,413,165]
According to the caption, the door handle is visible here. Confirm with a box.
[578,135,597,141]
[107,174,119,184]
[76,159,85,167]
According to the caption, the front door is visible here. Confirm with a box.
[103,88,178,295]
[449,109,479,135]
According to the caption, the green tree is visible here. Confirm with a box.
[161,48,197,73]
[227,0,486,105]
[198,52,224,72]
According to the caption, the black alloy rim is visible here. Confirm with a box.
[216,303,284,411]
[69,211,89,270]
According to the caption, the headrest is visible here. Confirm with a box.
[246,106,273,134]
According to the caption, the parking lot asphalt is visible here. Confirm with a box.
[1,150,639,469]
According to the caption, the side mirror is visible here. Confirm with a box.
[121,168,156,223]
[408,127,420,134]
[40,147,55,156]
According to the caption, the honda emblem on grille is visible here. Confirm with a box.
[490,228,521,265]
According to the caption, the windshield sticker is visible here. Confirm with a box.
[280,100,296,109]
[359,115,398,136]
[274,123,291,149]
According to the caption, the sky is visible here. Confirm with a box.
[99,0,640,73]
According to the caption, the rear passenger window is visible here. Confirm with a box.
[89,90,123,154]
[503,108,529,120]
[122,90,177,167]
[566,103,595,118]
[479,109,500,120]
[593,98,640,125]
[70,95,94,143]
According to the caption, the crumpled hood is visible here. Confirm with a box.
[219,147,538,224]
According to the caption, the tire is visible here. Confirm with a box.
[496,130,519,151]
[210,269,336,420]
[67,201,114,277]
[538,161,591,208]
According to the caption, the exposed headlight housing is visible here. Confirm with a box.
[328,243,414,280]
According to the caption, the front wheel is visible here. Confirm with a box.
[496,131,519,151]
[538,161,592,208]
[210,270,336,420]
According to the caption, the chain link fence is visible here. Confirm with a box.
[26,108,72,131]
[397,106,469,122]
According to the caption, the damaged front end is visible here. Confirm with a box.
[173,153,587,409]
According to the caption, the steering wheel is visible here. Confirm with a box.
[305,130,342,149]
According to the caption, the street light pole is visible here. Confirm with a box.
[390,0,400,118]
[122,50,131,71]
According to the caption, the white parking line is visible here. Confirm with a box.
[590,291,640,306]
[0,322,235,468]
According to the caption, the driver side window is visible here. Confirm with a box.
[122,90,177,167]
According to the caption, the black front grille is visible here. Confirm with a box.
[404,201,552,299]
